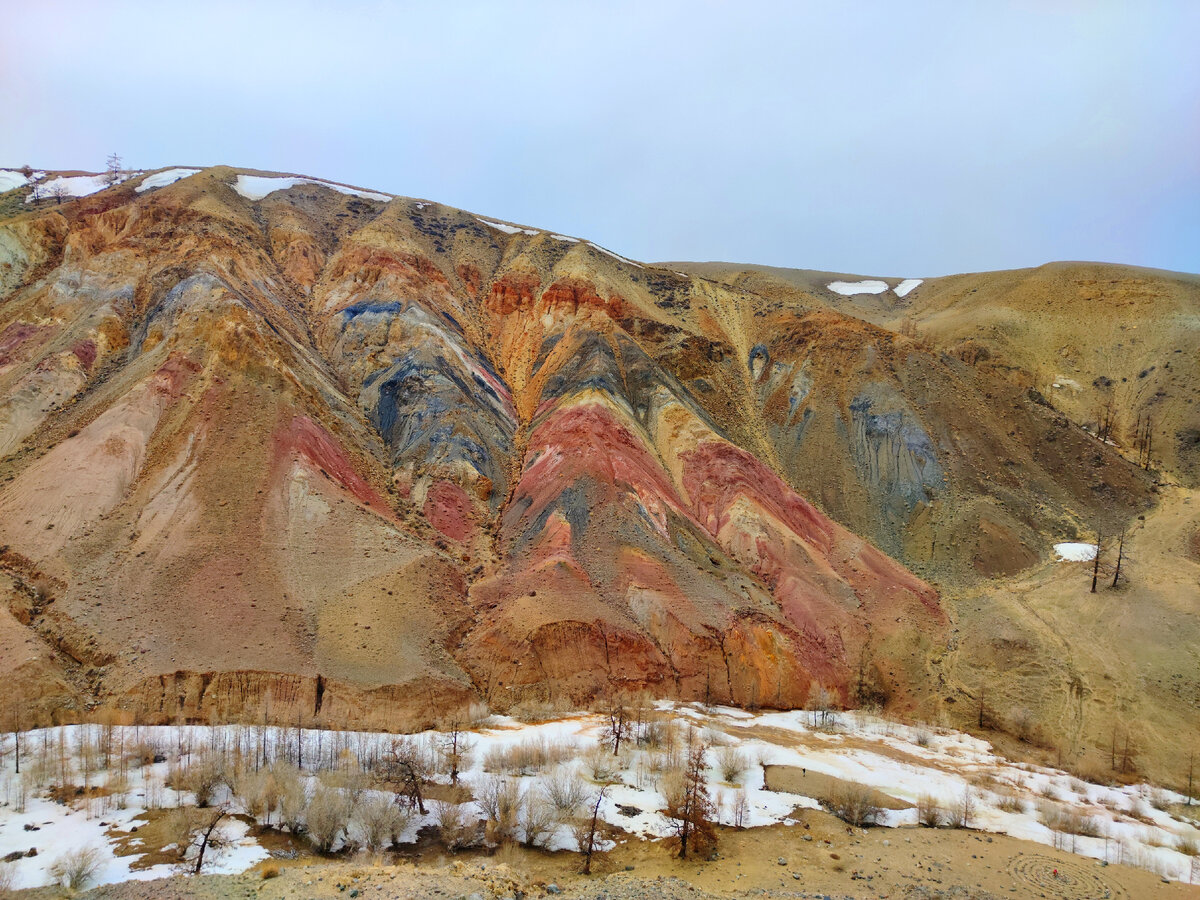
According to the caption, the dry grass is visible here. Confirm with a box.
[482,737,577,776]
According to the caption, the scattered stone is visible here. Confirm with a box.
[777,857,787,865]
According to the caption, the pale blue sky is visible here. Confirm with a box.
[2,1,1197,276]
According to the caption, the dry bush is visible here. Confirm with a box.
[483,737,576,776]
[637,716,670,749]
[518,787,559,848]
[583,743,627,783]
[1069,778,1089,796]
[544,768,589,815]
[730,788,750,828]
[1039,802,1100,837]
[715,746,748,784]
[949,788,975,829]
[178,753,230,807]
[433,800,478,850]
[48,845,103,890]
[917,794,944,827]
[306,783,354,853]
[826,783,882,828]
[1147,788,1171,811]
[260,862,281,879]
[0,861,14,894]
[913,727,933,748]
[351,793,411,853]
[275,765,308,834]
[1175,834,1199,856]
[476,776,521,844]
[994,789,1026,814]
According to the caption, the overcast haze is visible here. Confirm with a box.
[2,1,1197,277]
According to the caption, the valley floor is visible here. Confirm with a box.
[2,705,1199,896]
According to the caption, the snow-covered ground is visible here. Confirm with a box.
[135,168,202,193]
[894,278,923,297]
[1,704,1196,890]
[828,279,889,295]
[231,174,391,203]
[1055,542,1098,562]
[23,173,142,203]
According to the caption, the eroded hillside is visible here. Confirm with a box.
[0,168,1183,776]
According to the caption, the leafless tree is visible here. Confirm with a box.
[49,182,70,205]
[573,785,610,875]
[377,736,430,813]
[1091,532,1103,593]
[103,153,124,186]
[436,717,474,786]
[1111,530,1126,587]
[663,730,716,859]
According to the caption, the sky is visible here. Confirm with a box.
[2,1,1198,277]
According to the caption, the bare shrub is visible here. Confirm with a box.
[827,783,882,828]
[731,788,749,828]
[715,746,748,784]
[433,800,478,851]
[1039,802,1099,837]
[351,793,411,853]
[518,787,558,848]
[48,845,104,890]
[476,776,521,844]
[583,742,626,783]
[180,754,229,807]
[1175,834,1199,856]
[483,737,576,776]
[917,794,944,827]
[306,783,354,853]
[913,727,933,748]
[260,862,281,879]
[0,861,14,894]
[275,765,308,834]
[995,790,1026,814]
[544,768,589,815]
[949,787,975,828]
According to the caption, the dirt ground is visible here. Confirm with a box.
[19,809,1197,900]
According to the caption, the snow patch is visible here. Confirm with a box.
[587,242,644,268]
[894,278,922,298]
[828,280,889,296]
[1054,542,1098,562]
[551,233,580,243]
[231,174,390,203]
[0,170,32,192]
[476,217,539,236]
[135,168,201,193]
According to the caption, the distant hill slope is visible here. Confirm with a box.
[0,167,1174,746]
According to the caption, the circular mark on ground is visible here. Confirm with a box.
[1007,853,1126,899]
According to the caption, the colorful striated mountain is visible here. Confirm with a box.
[0,166,1169,731]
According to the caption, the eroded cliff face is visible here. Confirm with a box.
[0,167,1152,727]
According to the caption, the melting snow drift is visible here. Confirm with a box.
[895,278,923,297]
[1055,542,1098,562]
[231,174,390,203]
[135,168,201,192]
[828,279,889,296]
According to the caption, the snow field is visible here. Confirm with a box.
[231,175,391,203]
[1,704,1197,890]
[828,279,889,295]
[135,169,202,193]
